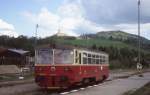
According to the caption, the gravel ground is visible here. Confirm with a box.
[0,83,39,95]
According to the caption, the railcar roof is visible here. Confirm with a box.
[36,44,108,55]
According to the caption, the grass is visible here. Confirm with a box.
[123,82,150,95]
[51,38,150,59]
[57,38,133,49]
[0,74,20,82]
[0,73,34,82]
[57,38,150,54]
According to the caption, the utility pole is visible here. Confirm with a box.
[35,24,38,48]
[34,24,38,64]
[137,0,143,73]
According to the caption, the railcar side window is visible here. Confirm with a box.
[96,55,99,58]
[83,58,87,64]
[96,59,99,64]
[87,53,91,64]
[83,53,87,64]
[88,57,92,64]
[99,59,102,64]
[92,55,95,64]
[105,56,108,64]
[82,51,108,65]
[88,54,91,57]
[103,56,106,64]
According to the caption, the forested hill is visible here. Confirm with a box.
[82,31,150,51]
[0,31,150,69]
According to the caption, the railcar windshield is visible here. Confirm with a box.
[35,48,53,64]
[54,49,74,64]
[35,48,74,64]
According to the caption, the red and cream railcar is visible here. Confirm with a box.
[34,45,109,89]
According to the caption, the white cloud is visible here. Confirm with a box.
[58,2,83,18]
[23,8,60,36]
[23,1,107,37]
[0,19,19,37]
[114,23,150,39]
[22,0,150,39]
[141,0,150,17]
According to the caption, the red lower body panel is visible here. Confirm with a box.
[35,64,109,89]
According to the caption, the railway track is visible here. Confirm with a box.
[0,79,34,88]
[0,69,149,95]
[15,74,138,95]
[19,80,108,95]
[20,75,138,95]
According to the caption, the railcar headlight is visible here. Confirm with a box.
[51,66,56,71]
[39,68,42,71]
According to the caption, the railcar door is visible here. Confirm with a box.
[79,53,81,64]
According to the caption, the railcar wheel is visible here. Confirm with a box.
[97,75,106,83]
[102,75,106,81]
[82,78,90,85]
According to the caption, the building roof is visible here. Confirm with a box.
[8,49,29,55]
[0,48,29,57]
[0,47,7,53]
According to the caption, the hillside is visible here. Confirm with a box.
[49,31,150,69]
[55,31,149,50]
[53,31,150,52]
[0,31,150,69]
[96,31,150,45]
[97,31,137,40]
[79,31,150,51]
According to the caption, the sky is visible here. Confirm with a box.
[0,0,150,39]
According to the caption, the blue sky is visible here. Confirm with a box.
[0,0,150,39]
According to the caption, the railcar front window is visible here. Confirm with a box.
[54,49,74,64]
[35,49,53,64]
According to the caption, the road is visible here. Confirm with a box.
[0,70,150,95]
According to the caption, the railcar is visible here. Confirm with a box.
[34,45,109,89]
